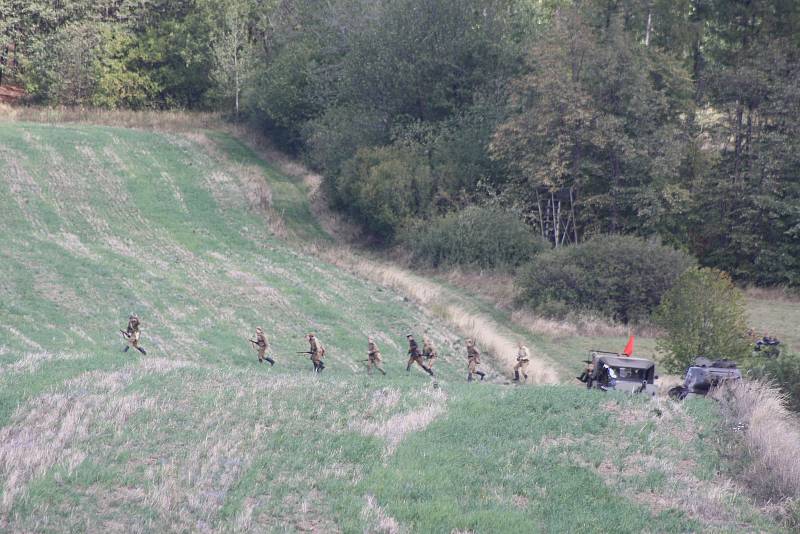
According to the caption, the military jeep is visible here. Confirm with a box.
[579,350,658,396]
[668,357,742,400]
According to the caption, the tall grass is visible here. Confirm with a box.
[712,380,800,507]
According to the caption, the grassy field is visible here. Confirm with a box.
[0,120,790,532]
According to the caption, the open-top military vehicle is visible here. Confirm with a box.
[578,350,658,396]
[668,357,742,400]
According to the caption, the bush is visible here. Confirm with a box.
[748,351,800,413]
[516,234,694,323]
[331,145,433,241]
[654,267,751,373]
[402,206,547,269]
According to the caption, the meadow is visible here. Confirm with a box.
[0,119,791,532]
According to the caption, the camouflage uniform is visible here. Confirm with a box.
[254,327,274,366]
[406,335,434,376]
[123,315,146,355]
[513,344,530,382]
[308,333,326,373]
[466,339,485,382]
[422,337,437,368]
[367,338,386,375]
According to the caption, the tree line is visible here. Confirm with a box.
[3,0,799,286]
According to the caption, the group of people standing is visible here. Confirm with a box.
[121,315,533,383]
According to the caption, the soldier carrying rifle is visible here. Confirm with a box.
[249,327,274,366]
[406,334,434,377]
[513,342,530,383]
[298,333,326,373]
[120,314,147,355]
[366,336,386,375]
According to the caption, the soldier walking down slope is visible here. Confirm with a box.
[422,336,437,368]
[466,338,485,382]
[406,334,434,376]
[513,342,530,382]
[121,314,147,355]
[367,337,386,375]
[250,327,274,366]
[307,333,326,373]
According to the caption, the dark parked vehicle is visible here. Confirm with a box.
[668,357,742,400]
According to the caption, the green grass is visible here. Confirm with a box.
[0,121,787,532]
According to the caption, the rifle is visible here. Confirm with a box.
[120,330,131,338]
[296,351,313,355]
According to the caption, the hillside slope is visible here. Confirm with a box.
[0,121,785,532]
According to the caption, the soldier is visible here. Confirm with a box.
[251,327,274,366]
[307,333,326,373]
[422,336,437,368]
[513,342,530,382]
[406,334,434,376]
[121,314,147,355]
[466,338,485,382]
[577,359,595,389]
[367,337,386,375]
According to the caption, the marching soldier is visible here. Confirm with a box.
[406,334,434,376]
[513,342,530,382]
[251,327,274,366]
[367,337,386,375]
[466,338,485,382]
[422,336,437,368]
[121,314,147,355]
[307,333,326,373]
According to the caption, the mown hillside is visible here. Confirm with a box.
[0,121,787,532]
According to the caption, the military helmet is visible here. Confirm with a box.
[256,327,263,333]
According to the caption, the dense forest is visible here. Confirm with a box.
[2,0,799,286]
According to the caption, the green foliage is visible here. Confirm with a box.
[490,5,696,242]
[401,206,546,269]
[516,235,694,323]
[332,145,433,240]
[91,26,160,109]
[654,268,751,373]
[748,351,800,413]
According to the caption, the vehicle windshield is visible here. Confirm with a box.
[616,367,648,380]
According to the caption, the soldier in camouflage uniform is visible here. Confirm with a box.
[406,334,434,376]
[307,333,326,373]
[466,338,485,382]
[367,337,386,375]
[513,342,530,382]
[122,314,147,355]
[252,327,274,366]
[422,336,437,368]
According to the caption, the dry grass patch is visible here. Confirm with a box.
[349,386,447,455]
[712,380,800,506]
[361,494,404,534]
[2,107,225,132]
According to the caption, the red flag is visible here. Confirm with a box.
[622,335,634,357]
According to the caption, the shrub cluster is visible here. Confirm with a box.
[748,351,800,413]
[401,206,547,269]
[515,235,694,323]
[654,267,751,372]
